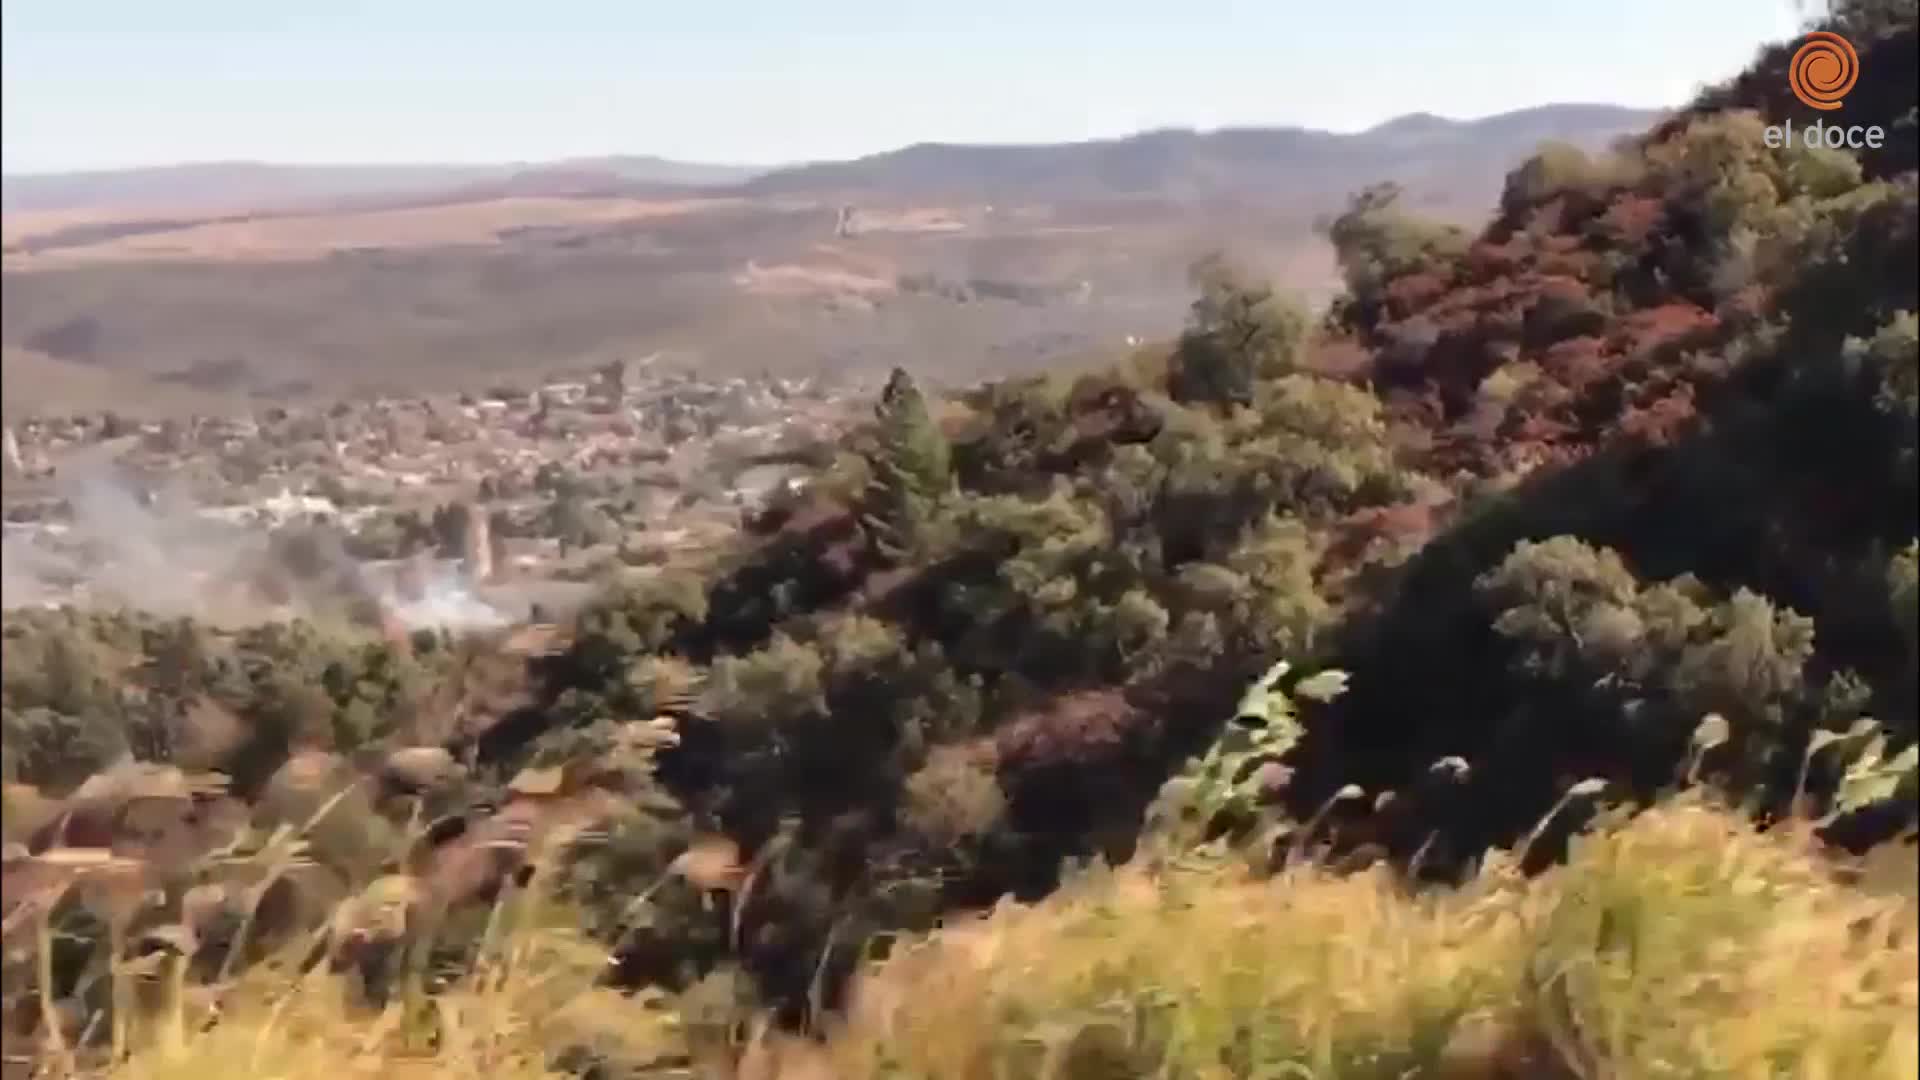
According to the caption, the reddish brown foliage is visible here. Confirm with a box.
[1465,240,1524,281]
[1347,140,1750,482]
[1534,276,1590,306]
[1537,250,1597,279]
[1324,500,1440,568]
[1383,388,1446,431]
[1540,336,1615,391]
[1541,233,1585,256]
[1617,383,1700,447]
[1509,409,1577,444]
[1309,338,1373,379]
[1616,303,1720,355]
[994,689,1145,774]
[1384,271,1450,319]
[1596,194,1664,246]
[1061,378,1161,450]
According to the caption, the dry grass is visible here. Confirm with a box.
[3,817,687,1080]
[101,896,683,1080]
[5,197,733,269]
[28,795,1912,1079]
[822,796,1919,1079]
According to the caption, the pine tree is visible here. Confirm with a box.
[864,367,952,561]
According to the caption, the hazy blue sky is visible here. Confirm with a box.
[2,0,1809,174]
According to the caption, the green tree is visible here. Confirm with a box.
[1324,183,1470,332]
[1168,255,1310,407]
[1223,515,1333,660]
[864,367,953,560]
[1497,140,1648,224]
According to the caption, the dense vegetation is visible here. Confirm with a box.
[3,4,1916,1076]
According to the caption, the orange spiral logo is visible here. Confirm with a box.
[1788,31,1859,111]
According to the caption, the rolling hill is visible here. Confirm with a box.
[0,156,768,215]
[0,104,1663,415]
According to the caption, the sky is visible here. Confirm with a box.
[2,0,1811,175]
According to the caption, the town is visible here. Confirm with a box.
[2,358,871,632]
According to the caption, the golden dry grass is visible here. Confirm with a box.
[25,795,1911,1080]
[822,797,1919,1079]
[5,837,687,1080]
[102,905,683,1080]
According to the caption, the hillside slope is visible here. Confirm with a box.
[1,8,1915,1077]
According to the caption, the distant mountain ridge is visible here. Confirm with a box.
[3,104,1661,215]
[742,104,1662,202]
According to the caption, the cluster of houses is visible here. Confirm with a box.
[1,361,876,629]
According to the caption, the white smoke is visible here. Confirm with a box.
[1,461,513,634]
[2,462,268,620]
[381,561,512,633]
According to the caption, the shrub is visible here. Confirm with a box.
[1,707,130,793]
[900,744,1007,847]
[1499,141,1639,221]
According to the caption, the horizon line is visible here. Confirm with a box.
[0,101,1669,181]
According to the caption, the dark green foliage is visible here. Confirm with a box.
[1,607,455,795]
[1472,537,1831,801]
[1168,256,1311,407]
[863,367,953,561]
[2,706,130,792]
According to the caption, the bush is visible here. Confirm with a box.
[1325,183,1471,333]
[899,744,1007,847]
[1499,140,1642,221]
[1473,537,1830,801]
[1,707,130,792]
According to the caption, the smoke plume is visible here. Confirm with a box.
[1,461,510,633]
